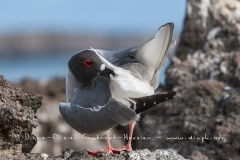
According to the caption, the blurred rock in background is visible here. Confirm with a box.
[142,0,240,159]
[0,34,147,58]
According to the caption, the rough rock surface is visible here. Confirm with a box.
[175,0,240,61]
[54,149,186,160]
[142,80,240,159]
[169,0,240,88]
[141,0,240,159]
[0,75,42,159]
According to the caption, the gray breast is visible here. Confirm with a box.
[59,102,118,134]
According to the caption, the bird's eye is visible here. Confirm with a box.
[83,60,93,67]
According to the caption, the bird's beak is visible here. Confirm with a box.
[99,66,115,78]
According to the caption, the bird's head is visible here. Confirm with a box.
[68,50,115,83]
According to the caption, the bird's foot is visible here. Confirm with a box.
[117,144,132,151]
[105,146,126,154]
[87,147,120,156]
[87,146,132,156]
[87,149,105,156]
[106,146,114,154]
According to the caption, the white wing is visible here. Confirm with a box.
[135,23,175,89]
[91,48,154,99]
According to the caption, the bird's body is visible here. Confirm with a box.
[60,76,138,134]
[59,23,176,154]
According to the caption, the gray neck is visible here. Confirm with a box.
[66,69,84,102]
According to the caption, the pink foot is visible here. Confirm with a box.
[117,144,132,151]
[115,122,134,152]
[87,146,132,156]
[111,147,129,153]
[87,149,105,156]
[87,122,135,156]
[87,146,117,156]
[106,146,113,154]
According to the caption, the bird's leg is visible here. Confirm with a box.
[104,131,125,153]
[105,131,114,154]
[124,122,135,151]
[88,123,136,156]
[87,131,114,156]
[115,122,135,151]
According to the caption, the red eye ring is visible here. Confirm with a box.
[83,59,93,67]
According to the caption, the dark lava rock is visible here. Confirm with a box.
[0,75,42,159]
[140,0,240,159]
[54,149,186,160]
[175,0,240,61]
[142,80,240,159]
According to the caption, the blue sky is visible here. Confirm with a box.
[0,0,186,35]
[0,0,186,82]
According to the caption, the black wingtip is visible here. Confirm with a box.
[164,90,177,98]
[129,90,177,114]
